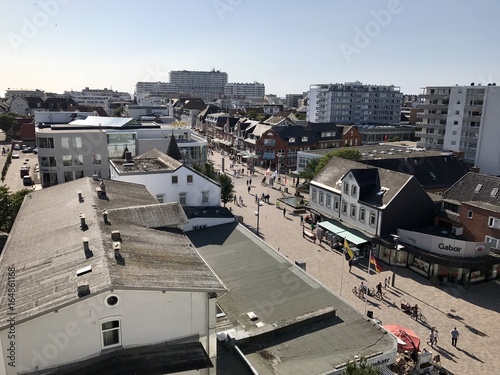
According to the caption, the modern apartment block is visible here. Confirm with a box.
[64,87,132,110]
[223,82,265,98]
[134,81,180,102]
[307,81,402,124]
[416,84,500,175]
[169,69,228,101]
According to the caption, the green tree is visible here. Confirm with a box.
[0,113,17,138]
[218,174,235,207]
[298,158,320,181]
[192,162,219,181]
[299,148,362,182]
[0,186,31,232]
[343,358,380,375]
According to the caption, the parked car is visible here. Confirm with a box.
[22,176,33,186]
[32,147,38,154]
[22,146,33,153]
[13,144,21,151]
[11,153,19,159]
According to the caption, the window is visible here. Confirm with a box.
[73,155,84,165]
[350,204,356,217]
[61,136,82,149]
[49,156,57,167]
[172,176,178,184]
[351,185,357,197]
[93,154,102,165]
[264,138,276,146]
[301,137,308,142]
[488,217,500,229]
[64,171,73,182]
[452,131,457,136]
[451,141,456,146]
[485,236,500,249]
[334,198,339,211]
[312,188,317,202]
[326,194,332,208]
[319,191,324,205]
[38,137,54,149]
[369,211,376,227]
[75,171,84,179]
[455,110,460,115]
[63,155,72,166]
[453,121,458,125]
[179,192,187,205]
[101,319,121,349]
[359,207,366,222]
[342,201,347,214]
[289,138,295,143]
[156,194,165,203]
[187,175,193,183]
[344,182,349,194]
[202,191,209,204]
[467,210,473,219]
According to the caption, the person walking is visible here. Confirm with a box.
[248,185,251,193]
[451,327,459,347]
[300,215,304,226]
[384,277,388,289]
[432,328,439,346]
[348,258,353,273]
[283,207,286,217]
[427,328,435,346]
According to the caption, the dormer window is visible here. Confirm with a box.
[301,137,308,142]
[289,137,295,143]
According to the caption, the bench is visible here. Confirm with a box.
[303,230,316,242]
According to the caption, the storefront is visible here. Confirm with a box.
[380,229,500,285]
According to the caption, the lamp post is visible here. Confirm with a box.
[391,234,403,287]
[256,199,263,236]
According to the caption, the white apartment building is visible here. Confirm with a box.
[4,88,46,99]
[35,117,208,187]
[307,81,402,124]
[134,81,180,102]
[224,82,265,98]
[417,84,500,175]
[64,87,132,111]
[169,70,228,101]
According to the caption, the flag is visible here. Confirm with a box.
[266,167,270,175]
[344,238,354,260]
[370,255,383,273]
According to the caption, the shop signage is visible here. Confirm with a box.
[398,229,490,258]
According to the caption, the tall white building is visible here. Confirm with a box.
[64,87,132,108]
[5,88,46,99]
[169,70,228,101]
[134,81,180,102]
[417,84,500,175]
[307,81,402,124]
[224,82,265,98]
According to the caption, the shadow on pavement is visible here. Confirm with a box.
[456,347,483,362]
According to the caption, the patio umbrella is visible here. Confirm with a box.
[383,324,421,352]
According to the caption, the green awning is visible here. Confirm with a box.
[318,221,345,234]
[341,231,368,246]
[318,221,369,245]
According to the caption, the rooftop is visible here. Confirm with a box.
[187,223,396,374]
[0,178,224,329]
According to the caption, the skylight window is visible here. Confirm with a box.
[76,265,92,277]
[377,188,388,196]
[491,188,499,197]
[429,172,436,180]
[474,184,482,193]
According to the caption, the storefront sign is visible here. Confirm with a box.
[398,229,490,258]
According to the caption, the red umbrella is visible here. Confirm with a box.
[383,324,421,352]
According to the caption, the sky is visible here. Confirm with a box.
[1,0,499,98]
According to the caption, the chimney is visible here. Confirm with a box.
[113,241,121,259]
[125,151,132,163]
[111,230,121,241]
[82,237,89,252]
[470,166,480,173]
[80,214,86,229]
[77,191,83,202]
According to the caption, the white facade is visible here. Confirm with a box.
[224,82,265,98]
[64,87,132,110]
[135,81,180,102]
[307,81,402,124]
[169,70,228,101]
[417,84,500,175]
[34,111,96,124]
[36,122,207,187]
[110,162,221,207]
[126,105,170,120]
[5,88,45,99]
[0,289,216,374]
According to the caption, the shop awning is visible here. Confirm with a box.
[318,221,369,245]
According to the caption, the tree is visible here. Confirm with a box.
[343,358,380,375]
[0,186,31,233]
[0,113,17,138]
[218,174,235,207]
[192,162,218,181]
[299,158,320,181]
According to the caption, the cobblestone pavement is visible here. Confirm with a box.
[210,149,500,375]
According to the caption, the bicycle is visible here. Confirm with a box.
[411,310,426,323]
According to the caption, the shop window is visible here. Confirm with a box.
[467,210,473,219]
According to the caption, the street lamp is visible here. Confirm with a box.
[391,234,404,287]
[255,199,263,236]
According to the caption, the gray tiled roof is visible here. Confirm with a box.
[313,156,412,206]
[443,172,500,206]
[0,178,224,329]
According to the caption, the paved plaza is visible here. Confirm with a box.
[210,149,500,375]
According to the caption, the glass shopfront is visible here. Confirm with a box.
[378,245,408,266]
[408,254,431,277]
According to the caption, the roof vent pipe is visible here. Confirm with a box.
[102,209,109,224]
[82,237,89,252]
[111,230,121,241]
[77,191,83,202]
[80,214,87,229]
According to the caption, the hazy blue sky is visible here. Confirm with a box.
[1,0,499,97]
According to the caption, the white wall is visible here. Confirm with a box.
[111,166,221,206]
[476,87,500,175]
[0,290,212,374]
